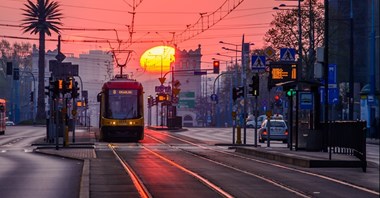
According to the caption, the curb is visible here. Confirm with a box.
[233,147,363,168]
[80,159,90,198]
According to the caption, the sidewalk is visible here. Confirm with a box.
[33,128,97,198]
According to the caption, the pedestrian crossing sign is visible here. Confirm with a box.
[251,55,266,70]
[280,48,296,61]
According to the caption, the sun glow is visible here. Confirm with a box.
[139,46,175,73]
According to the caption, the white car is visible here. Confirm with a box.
[258,119,288,143]
[256,115,267,128]
[246,120,256,128]
[5,121,15,126]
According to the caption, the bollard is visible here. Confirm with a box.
[64,126,69,147]
[236,126,242,144]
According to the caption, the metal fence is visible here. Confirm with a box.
[322,121,367,171]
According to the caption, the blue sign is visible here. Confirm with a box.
[251,55,266,69]
[280,48,296,61]
[194,71,207,75]
[328,64,337,84]
[300,92,313,110]
[320,87,339,104]
[210,94,218,102]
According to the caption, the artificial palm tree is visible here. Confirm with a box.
[21,0,63,121]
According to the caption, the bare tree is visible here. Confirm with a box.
[264,0,324,80]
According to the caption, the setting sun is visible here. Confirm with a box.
[139,46,175,73]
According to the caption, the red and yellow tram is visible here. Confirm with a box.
[0,99,6,135]
[97,76,144,141]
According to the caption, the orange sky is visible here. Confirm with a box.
[1,0,284,76]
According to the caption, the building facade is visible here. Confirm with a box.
[174,45,202,127]
[32,46,113,127]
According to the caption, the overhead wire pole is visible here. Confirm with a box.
[323,0,330,159]
[293,0,302,150]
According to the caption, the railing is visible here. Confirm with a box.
[322,121,367,172]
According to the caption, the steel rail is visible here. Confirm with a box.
[147,134,311,198]
[140,142,234,198]
[149,131,380,196]
[108,144,152,198]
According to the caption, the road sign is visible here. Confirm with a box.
[158,77,166,84]
[194,70,207,75]
[155,85,171,93]
[210,94,218,102]
[264,47,275,58]
[269,62,297,86]
[55,52,66,63]
[251,55,266,70]
[328,64,337,84]
[172,97,179,104]
[173,80,181,87]
[300,92,313,110]
[172,88,180,95]
[280,48,296,61]
[320,87,339,104]
[367,95,377,106]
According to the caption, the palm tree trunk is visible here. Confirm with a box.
[36,31,46,121]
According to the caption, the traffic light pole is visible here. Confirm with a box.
[254,94,258,147]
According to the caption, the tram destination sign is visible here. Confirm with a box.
[269,61,297,85]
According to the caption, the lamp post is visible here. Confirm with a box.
[273,0,303,150]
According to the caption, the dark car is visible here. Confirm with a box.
[258,119,288,143]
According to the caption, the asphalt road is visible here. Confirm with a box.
[0,126,83,198]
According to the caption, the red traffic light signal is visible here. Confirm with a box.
[213,60,220,74]
[274,95,282,106]
[274,95,280,101]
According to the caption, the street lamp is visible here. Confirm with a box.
[219,41,254,68]
[216,53,234,64]
[219,41,240,67]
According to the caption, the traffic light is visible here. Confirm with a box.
[213,60,220,74]
[249,74,259,96]
[286,88,296,97]
[66,78,73,92]
[72,81,80,98]
[13,68,19,80]
[58,79,63,91]
[6,62,12,75]
[45,78,53,96]
[53,80,60,95]
[232,87,238,102]
[30,91,34,102]
[147,96,153,107]
[157,93,167,102]
[274,95,282,106]
[232,86,244,102]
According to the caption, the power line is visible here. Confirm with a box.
[174,0,246,44]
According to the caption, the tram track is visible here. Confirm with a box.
[146,131,380,197]
[146,133,311,198]
[108,144,152,198]
[109,142,234,198]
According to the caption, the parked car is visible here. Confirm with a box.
[5,121,15,126]
[258,119,288,143]
[246,120,256,128]
[256,115,267,128]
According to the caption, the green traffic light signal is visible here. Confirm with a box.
[287,89,296,96]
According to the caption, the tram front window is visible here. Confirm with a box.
[107,89,138,119]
